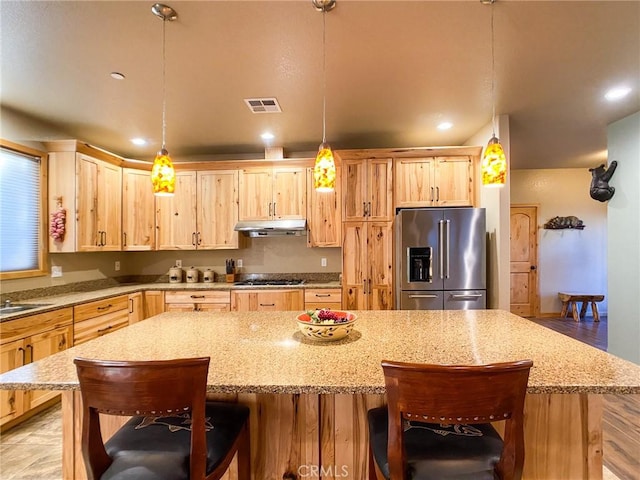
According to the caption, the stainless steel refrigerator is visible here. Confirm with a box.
[395,207,486,310]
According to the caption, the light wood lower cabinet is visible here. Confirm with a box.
[304,289,342,311]
[144,290,165,318]
[231,289,304,311]
[73,296,129,345]
[0,308,73,427]
[165,290,231,312]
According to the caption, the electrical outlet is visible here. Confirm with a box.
[51,266,62,278]
[175,259,182,267]
[115,261,120,271]
[236,259,243,268]
[321,257,327,267]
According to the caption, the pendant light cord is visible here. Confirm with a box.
[490,3,496,137]
[161,16,167,150]
[322,7,327,144]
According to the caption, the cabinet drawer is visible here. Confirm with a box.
[0,308,73,345]
[165,304,231,313]
[165,291,231,304]
[304,289,342,304]
[73,310,129,346]
[73,295,128,323]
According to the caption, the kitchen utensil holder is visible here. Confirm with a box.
[225,273,235,283]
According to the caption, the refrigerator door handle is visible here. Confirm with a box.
[445,219,450,279]
[450,294,483,299]
[408,294,439,299]
[438,220,445,279]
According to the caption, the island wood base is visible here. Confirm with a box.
[62,391,603,480]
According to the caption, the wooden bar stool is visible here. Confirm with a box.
[368,359,533,480]
[558,292,605,322]
[74,357,250,480]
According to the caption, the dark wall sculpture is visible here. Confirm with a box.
[589,161,618,202]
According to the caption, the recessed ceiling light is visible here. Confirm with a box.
[110,72,126,80]
[260,132,275,141]
[131,138,147,146]
[604,86,631,101]
[437,122,453,130]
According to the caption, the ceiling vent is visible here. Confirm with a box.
[244,97,282,113]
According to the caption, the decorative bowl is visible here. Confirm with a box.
[296,310,357,342]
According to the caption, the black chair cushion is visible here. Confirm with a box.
[101,401,249,480]
[368,406,503,480]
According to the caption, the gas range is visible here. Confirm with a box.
[233,279,306,286]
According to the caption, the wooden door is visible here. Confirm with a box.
[510,205,539,317]
[128,292,144,324]
[367,158,393,221]
[342,159,368,221]
[0,340,25,425]
[435,156,473,207]
[367,221,394,310]
[307,166,342,247]
[156,171,197,250]
[76,154,99,251]
[122,168,155,251]
[198,170,239,249]
[342,222,367,310]
[273,168,306,219]
[394,158,436,208]
[97,161,122,250]
[238,168,272,220]
[27,326,72,408]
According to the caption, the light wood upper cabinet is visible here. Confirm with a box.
[122,168,155,251]
[239,167,306,221]
[76,154,122,251]
[342,158,393,222]
[342,221,393,311]
[156,170,239,250]
[231,289,304,312]
[394,156,473,208]
[306,166,342,247]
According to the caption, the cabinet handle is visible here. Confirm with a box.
[192,232,197,246]
[18,346,26,365]
[315,294,331,298]
[430,187,434,202]
[97,304,112,311]
[97,325,113,334]
[408,294,439,298]
[259,303,275,307]
[197,232,202,246]
[362,202,367,217]
[194,305,201,312]
[123,232,127,247]
[368,202,372,217]
[436,186,440,202]
[273,203,276,217]
[363,279,368,295]
[25,344,33,363]
[190,295,205,299]
[129,298,134,314]
[58,336,67,350]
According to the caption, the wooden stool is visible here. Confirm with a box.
[558,292,605,322]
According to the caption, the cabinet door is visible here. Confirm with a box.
[394,158,436,208]
[273,168,306,219]
[198,170,239,249]
[144,290,165,318]
[342,159,368,221]
[76,155,99,250]
[255,290,304,311]
[307,167,342,247]
[368,222,394,310]
[342,222,367,310]
[156,171,197,250]
[128,292,144,324]
[367,158,393,221]
[0,340,25,425]
[98,161,122,250]
[122,168,155,250]
[230,290,255,311]
[27,326,72,408]
[73,310,129,346]
[238,169,272,221]
[435,157,474,207]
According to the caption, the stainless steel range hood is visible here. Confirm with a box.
[234,219,307,237]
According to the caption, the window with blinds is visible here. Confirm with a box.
[0,142,47,277]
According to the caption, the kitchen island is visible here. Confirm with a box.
[1,310,639,479]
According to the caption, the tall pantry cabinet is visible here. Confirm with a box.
[340,156,394,310]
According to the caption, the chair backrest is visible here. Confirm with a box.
[381,359,533,480]
[74,357,210,480]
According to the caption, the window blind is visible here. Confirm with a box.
[0,147,41,272]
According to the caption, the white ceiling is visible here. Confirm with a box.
[1,1,638,169]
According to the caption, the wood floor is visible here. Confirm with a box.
[0,315,637,479]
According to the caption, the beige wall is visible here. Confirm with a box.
[511,168,608,315]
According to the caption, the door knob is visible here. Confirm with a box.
[530,265,537,270]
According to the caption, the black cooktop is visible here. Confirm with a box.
[234,279,305,286]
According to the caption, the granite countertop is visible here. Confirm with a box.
[0,281,342,322]
[1,310,639,395]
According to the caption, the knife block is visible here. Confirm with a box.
[225,273,235,283]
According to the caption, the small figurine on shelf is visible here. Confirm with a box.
[49,196,66,241]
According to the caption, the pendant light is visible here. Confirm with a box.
[312,0,337,192]
[150,3,177,196]
[481,0,507,187]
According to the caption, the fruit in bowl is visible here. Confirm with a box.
[296,309,357,341]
